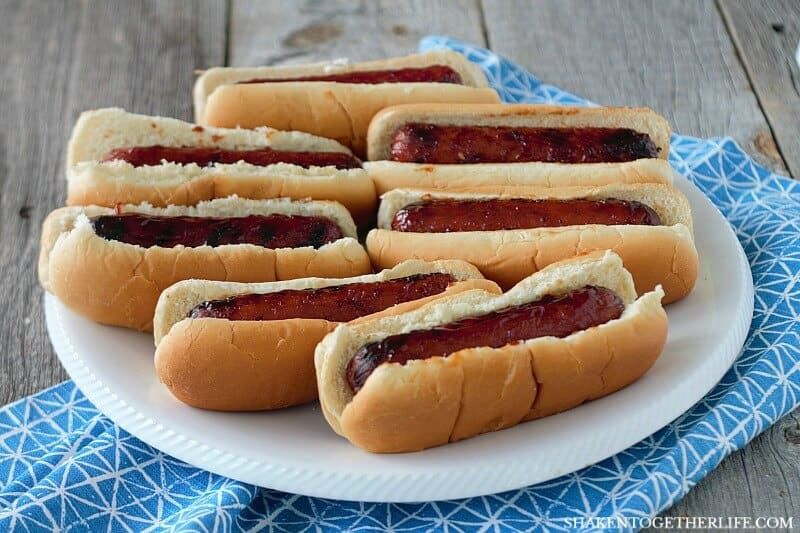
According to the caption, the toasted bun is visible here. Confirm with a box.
[315,251,668,452]
[67,160,377,224]
[366,103,671,161]
[364,158,675,196]
[202,85,499,158]
[67,108,354,168]
[367,184,698,303]
[194,51,490,122]
[38,197,370,331]
[154,260,499,411]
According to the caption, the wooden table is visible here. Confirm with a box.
[2,0,798,523]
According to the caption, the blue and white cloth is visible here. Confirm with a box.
[1,37,799,531]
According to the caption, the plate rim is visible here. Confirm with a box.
[44,175,754,502]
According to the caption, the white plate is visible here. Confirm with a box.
[45,172,753,503]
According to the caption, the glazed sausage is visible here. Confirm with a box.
[102,146,362,170]
[390,124,659,164]
[188,272,456,322]
[90,213,343,249]
[391,198,661,233]
[346,285,624,392]
[239,65,463,85]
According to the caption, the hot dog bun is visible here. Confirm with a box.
[367,184,698,303]
[68,160,377,225]
[66,108,377,223]
[364,158,675,196]
[154,260,500,411]
[67,107,354,167]
[39,196,371,331]
[194,51,490,122]
[315,251,668,453]
[366,103,671,161]
[196,52,499,157]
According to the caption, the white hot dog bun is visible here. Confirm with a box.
[315,251,668,453]
[154,260,500,411]
[67,107,354,166]
[366,183,698,303]
[66,108,376,223]
[194,51,490,119]
[366,103,671,161]
[364,158,675,196]
[195,52,500,157]
[39,196,371,331]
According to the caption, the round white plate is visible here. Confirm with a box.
[45,172,754,503]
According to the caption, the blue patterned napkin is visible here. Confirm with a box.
[2,37,799,531]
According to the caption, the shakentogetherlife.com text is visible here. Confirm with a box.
[560,515,794,530]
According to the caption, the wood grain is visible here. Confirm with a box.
[0,0,79,405]
[719,0,800,178]
[656,410,800,528]
[64,1,226,123]
[228,0,486,66]
[1,0,798,525]
[0,0,226,404]
[481,0,790,175]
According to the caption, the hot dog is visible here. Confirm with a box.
[238,65,466,85]
[194,51,500,157]
[66,108,377,224]
[345,285,625,393]
[315,251,668,453]
[364,104,672,195]
[89,212,344,249]
[366,184,698,303]
[101,145,361,169]
[390,197,662,231]
[368,104,671,161]
[154,260,500,411]
[39,196,371,331]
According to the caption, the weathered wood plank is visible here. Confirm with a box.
[657,409,800,527]
[0,1,80,405]
[719,0,800,178]
[228,0,486,66]
[481,0,790,175]
[0,0,226,404]
[64,0,226,123]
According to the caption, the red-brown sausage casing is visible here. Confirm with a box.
[390,124,660,164]
[391,198,661,233]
